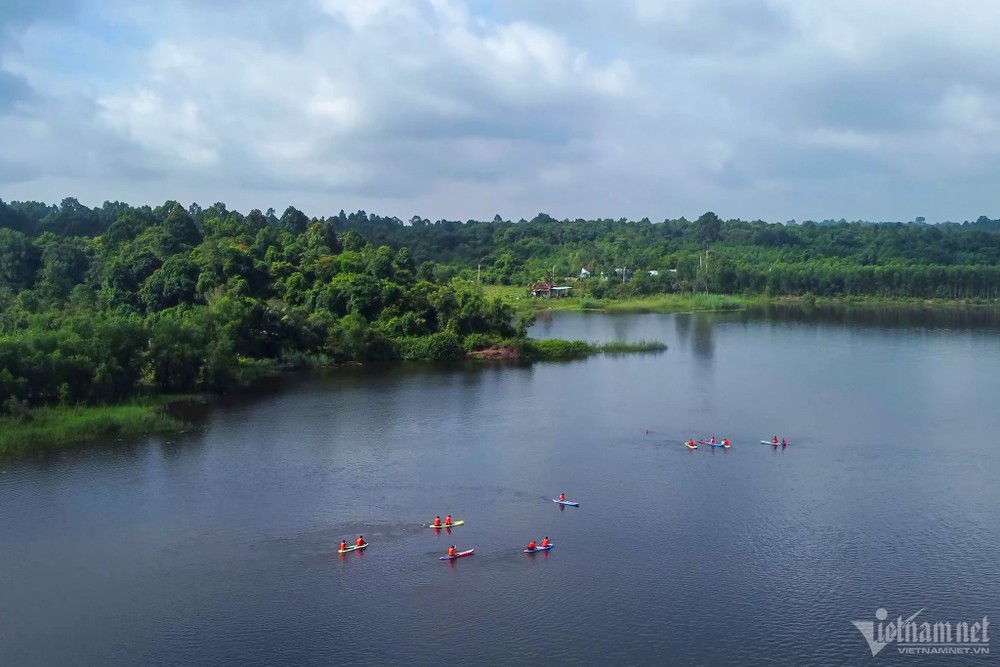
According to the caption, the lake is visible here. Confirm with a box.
[1,306,997,666]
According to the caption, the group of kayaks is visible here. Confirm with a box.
[340,496,578,561]
[683,436,791,450]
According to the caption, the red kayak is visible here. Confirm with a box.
[439,549,475,560]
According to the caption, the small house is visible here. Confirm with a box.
[531,282,573,298]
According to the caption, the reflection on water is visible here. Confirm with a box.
[743,302,1000,330]
[673,312,716,363]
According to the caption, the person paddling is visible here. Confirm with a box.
[356,536,364,547]
[773,436,779,444]
[527,540,537,551]
[782,438,787,446]
[723,438,730,447]
[445,515,452,526]
[710,437,716,444]
[688,439,696,447]
[433,516,442,527]
[448,545,456,558]
[541,537,550,548]
[339,540,347,552]
[558,493,566,502]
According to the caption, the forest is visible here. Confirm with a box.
[338,211,1000,299]
[2,197,1000,419]
[0,198,519,417]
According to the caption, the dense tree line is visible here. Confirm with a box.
[336,211,1000,299]
[4,197,1000,414]
[0,198,517,414]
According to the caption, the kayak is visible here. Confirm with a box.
[338,542,368,554]
[760,440,788,445]
[439,549,475,560]
[524,544,554,553]
[705,442,728,448]
[686,443,698,449]
[552,499,580,507]
[428,520,465,528]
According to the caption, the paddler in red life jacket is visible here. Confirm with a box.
[773,436,779,444]
[723,438,730,447]
[356,536,364,547]
[541,537,550,547]
[782,438,787,446]
[448,545,456,557]
[433,516,442,527]
[527,540,537,551]
[339,540,347,552]
[559,493,566,502]
[445,515,452,526]
[688,439,695,447]
[710,437,716,444]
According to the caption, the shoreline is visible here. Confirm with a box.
[0,338,669,459]
[5,292,994,459]
[486,289,1000,314]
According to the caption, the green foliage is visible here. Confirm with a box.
[516,339,595,360]
[464,333,504,351]
[599,340,668,354]
[0,199,530,427]
[0,402,182,458]
[397,332,465,361]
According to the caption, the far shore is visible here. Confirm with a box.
[482,286,1000,314]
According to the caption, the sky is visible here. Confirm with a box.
[1,0,999,223]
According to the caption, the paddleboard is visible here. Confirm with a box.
[439,549,475,560]
[552,499,579,507]
[761,440,782,445]
[427,520,465,528]
[338,542,368,554]
[524,544,554,553]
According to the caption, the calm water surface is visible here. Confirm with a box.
[1,307,997,666]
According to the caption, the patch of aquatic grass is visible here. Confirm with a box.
[599,340,668,354]
[0,401,185,458]
[516,338,668,360]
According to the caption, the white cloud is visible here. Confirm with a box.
[2,0,1000,222]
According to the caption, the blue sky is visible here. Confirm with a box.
[2,0,999,223]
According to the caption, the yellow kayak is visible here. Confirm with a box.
[427,520,465,528]
[338,542,368,554]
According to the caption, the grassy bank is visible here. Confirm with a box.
[484,285,1000,314]
[0,400,188,459]
[482,286,754,314]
